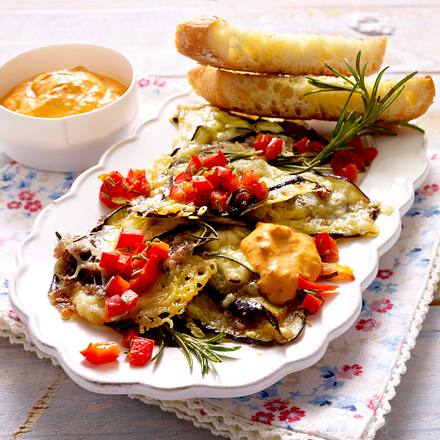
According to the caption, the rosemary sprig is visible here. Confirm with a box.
[273,51,423,174]
[163,326,240,376]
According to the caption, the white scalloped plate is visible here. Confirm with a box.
[9,90,429,400]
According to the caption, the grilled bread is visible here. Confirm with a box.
[176,16,386,76]
[188,65,435,121]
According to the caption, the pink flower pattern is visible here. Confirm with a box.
[377,269,393,279]
[7,200,21,209]
[18,190,35,201]
[337,364,363,379]
[355,318,381,332]
[264,399,289,412]
[251,411,274,425]
[370,298,393,313]
[419,183,440,196]
[24,200,42,212]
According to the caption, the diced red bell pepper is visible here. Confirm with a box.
[216,167,239,192]
[120,289,139,310]
[301,293,323,314]
[319,263,355,281]
[99,252,130,274]
[106,275,130,296]
[314,232,339,262]
[187,155,203,174]
[116,229,144,250]
[201,150,228,169]
[146,241,169,262]
[105,294,128,320]
[294,137,312,154]
[359,147,378,165]
[240,171,269,201]
[132,254,148,270]
[264,138,284,160]
[169,184,186,202]
[80,341,120,365]
[128,337,155,366]
[297,275,338,294]
[126,169,151,196]
[337,163,360,182]
[122,328,139,348]
[253,134,273,152]
[348,137,363,150]
[129,258,160,294]
[210,190,230,212]
[203,170,221,189]
[181,181,197,203]
[98,170,150,209]
[192,175,214,194]
[174,169,192,184]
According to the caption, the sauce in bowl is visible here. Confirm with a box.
[1,66,127,118]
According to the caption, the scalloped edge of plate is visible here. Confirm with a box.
[9,89,429,400]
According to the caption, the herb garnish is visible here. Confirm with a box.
[272,51,423,174]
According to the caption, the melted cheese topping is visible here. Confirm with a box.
[240,222,322,305]
[1,66,126,118]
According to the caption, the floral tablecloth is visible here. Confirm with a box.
[1,78,439,440]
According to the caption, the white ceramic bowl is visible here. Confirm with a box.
[0,43,139,172]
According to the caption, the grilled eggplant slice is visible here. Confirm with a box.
[185,292,306,345]
[246,174,379,236]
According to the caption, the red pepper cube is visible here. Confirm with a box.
[294,137,311,154]
[216,167,239,192]
[181,181,197,203]
[105,294,128,320]
[169,184,187,202]
[203,170,221,189]
[106,275,130,297]
[129,258,160,294]
[187,155,203,174]
[210,191,230,213]
[120,289,139,310]
[264,138,284,160]
[314,232,339,263]
[128,337,155,366]
[201,150,228,169]
[99,252,121,273]
[122,328,139,348]
[297,275,338,294]
[301,293,323,314]
[126,169,150,197]
[253,134,273,152]
[116,229,144,250]
[80,341,120,365]
[147,241,169,262]
[337,163,360,182]
[192,175,214,194]
[360,147,378,165]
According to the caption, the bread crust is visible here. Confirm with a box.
[188,66,435,121]
[176,16,386,76]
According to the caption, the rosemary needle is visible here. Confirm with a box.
[163,326,240,376]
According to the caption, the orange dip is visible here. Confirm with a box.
[241,222,322,305]
[1,66,127,118]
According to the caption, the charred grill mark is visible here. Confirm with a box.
[268,176,305,192]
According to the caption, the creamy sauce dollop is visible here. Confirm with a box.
[240,222,322,305]
[1,66,127,118]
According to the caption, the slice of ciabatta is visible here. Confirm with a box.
[176,16,386,76]
[188,66,435,121]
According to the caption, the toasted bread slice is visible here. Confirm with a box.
[176,16,386,76]
[188,66,435,121]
